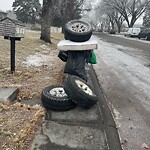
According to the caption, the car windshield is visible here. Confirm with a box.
[133,28,140,32]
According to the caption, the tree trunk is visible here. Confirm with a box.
[129,16,136,28]
[115,21,121,33]
[40,0,53,43]
[110,19,115,30]
[61,0,69,33]
[117,25,121,33]
[61,16,66,33]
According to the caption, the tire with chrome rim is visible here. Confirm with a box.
[64,75,98,109]
[64,20,92,42]
[41,85,76,111]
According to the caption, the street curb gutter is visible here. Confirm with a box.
[89,65,122,150]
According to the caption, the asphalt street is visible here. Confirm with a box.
[94,33,150,67]
[93,33,150,150]
[94,32,150,51]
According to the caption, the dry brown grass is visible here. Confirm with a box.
[0,30,65,100]
[0,30,65,150]
[0,101,45,150]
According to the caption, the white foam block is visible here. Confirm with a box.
[57,37,98,51]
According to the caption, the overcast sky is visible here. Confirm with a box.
[0,0,43,11]
[0,0,15,11]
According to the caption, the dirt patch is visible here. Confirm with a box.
[0,30,65,149]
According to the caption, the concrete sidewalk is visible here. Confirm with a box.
[0,65,122,150]
[0,87,18,102]
[29,65,122,150]
[30,65,109,150]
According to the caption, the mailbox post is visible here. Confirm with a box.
[10,37,15,72]
[0,17,25,73]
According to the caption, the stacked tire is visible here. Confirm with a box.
[41,85,77,111]
[41,20,97,111]
[64,20,93,42]
[58,19,93,62]
[64,75,98,109]
[41,75,98,111]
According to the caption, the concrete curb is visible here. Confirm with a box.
[0,87,18,102]
[89,65,122,150]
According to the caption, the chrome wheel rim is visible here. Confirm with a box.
[69,23,88,33]
[75,80,93,96]
[49,87,67,97]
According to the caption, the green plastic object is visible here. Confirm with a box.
[89,50,97,64]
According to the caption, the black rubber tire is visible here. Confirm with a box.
[41,85,77,111]
[64,75,98,109]
[58,51,68,62]
[64,51,88,81]
[64,20,92,42]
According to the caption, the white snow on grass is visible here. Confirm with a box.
[23,54,53,67]
[40,44,50,50]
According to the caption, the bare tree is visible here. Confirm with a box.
[143,3,150,27]
[114,12,125,33]
[40,0,53,43]
[98,0,125,33]
[56,0,84,32]
[103,0,150,27]
[81,0,102,30]
[40,0,84,42]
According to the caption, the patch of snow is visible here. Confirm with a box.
[23,54,53,67]
[40,44,50,50]
[113,108,122,120]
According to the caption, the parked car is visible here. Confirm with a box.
[138,28,150,40]
[124,28,141,37]
[97,28,103,32]
[109,29,116,34]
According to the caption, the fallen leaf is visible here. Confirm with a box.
[142,143,149,149]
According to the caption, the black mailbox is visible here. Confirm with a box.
[0,17,26,73]
[0,17,25,38]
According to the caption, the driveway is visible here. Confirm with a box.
[93,34,150,150]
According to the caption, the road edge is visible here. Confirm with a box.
[89,65,122,150]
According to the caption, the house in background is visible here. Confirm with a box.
[0,9,7,20]
[7,10,17,19]
[0,9,16,20]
